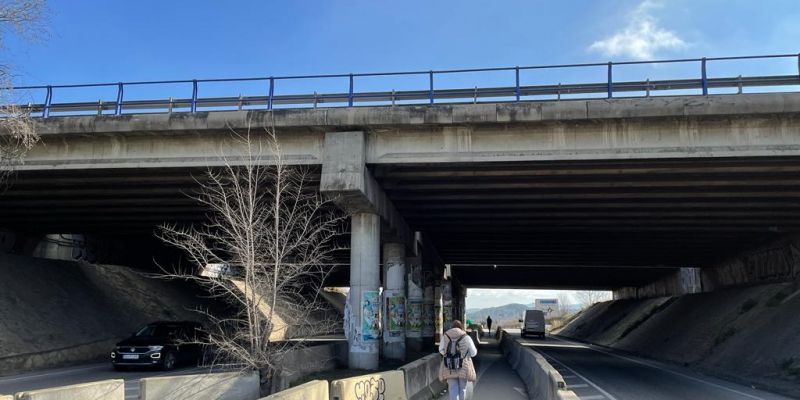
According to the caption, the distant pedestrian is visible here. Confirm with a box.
[439,320,478,400]
[486,315,492,335]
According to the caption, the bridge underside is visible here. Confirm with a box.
[2,155,798,289]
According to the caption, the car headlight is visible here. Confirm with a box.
[148,345,164,351]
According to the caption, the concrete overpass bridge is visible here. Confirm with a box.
[2,54,800,369]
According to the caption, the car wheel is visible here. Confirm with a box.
[162,351,177,371]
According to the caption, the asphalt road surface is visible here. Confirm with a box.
[0,362,207,400]
[508,330,793,400]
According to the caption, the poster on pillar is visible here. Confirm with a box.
[422,302,434,336]
[407,299,423,336]
[362,291,380,341]
[387,295,406,334]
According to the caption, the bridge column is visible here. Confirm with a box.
[406,256,424,352]
[422,279,435,345]
[434,282,443,342]
[348,213,381,370]
[382,242,406,360]
[442,279,453,329]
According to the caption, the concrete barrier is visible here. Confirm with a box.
[14,379,124,400]
[1,395,13,400]
[330,370,406,400]
[399,353,446,400]
[270,341,347,393]
[259,380,328,400]
[499,331,578,400]
[139,371,259,400]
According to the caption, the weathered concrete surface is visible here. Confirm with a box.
[270,342,347,394]
[614,268,702,299]
[398,353,445,400]
[702,234,800,291]
[139,371,259,400]
[30,93,800,135]
[14,379,124,400]
[319,131,411,247]
[13,93,800,170]
[260,380,328,400]
[559,282,800,398]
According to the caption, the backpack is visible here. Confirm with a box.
[443,333,465,371]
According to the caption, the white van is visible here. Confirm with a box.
[519,309,546,339]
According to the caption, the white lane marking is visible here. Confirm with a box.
[570,384,590,388]
[550,336,769,400]
[536,349,619,400]
[513,387,527,397]
[0,364,106,382]
[581,396,607,400]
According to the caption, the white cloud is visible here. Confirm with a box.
[589,0,687,60]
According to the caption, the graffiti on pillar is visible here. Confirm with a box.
[362,291,380,341]
[443,305,453,327]
[407,299,423,335]
[387,295,406,334]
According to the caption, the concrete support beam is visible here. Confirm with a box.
[382,242,406,360]
[347,213,381,370]
[320,131,412,249]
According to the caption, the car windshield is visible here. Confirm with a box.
[135,324,181,338]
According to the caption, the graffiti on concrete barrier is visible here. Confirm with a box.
[354,377,386,400]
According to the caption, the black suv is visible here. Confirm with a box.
[111,321,206,371]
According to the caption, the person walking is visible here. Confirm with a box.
[439,320,478,400]
[486,315,492,335]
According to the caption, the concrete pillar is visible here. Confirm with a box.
[422,281,435,345]
[347,213,381,370]
[442,279,453,329]
[406,257,424,352]
[434,283,443,342]
[382,242,406,360]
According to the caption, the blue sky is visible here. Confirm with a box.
[3,0,800,106]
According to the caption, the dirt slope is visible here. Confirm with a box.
[558,282,800,397]
[0,253,208,373]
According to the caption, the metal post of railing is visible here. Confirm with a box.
[348,74,354,107]
[607,62,613,98]
[115,83,124,116]
[268,77,274,110]
[42,85,52,118]
[191,79,198,113]
[515,66,520,102]
[797,53,800,79]
[429,71,434,105]
[701,57,708,96]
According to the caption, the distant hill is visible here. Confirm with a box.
[466,303,529,324]
[466,302,584,326]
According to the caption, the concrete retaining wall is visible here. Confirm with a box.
[0,338,118,376]
[270,342,348,393]
[330,370,406,400]
[398,353,445,400]
[499,332,578,400]
[14,379,124,400]
[259,380,328,400]
[139,371,259,400]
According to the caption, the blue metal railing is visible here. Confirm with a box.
[4,53,800,118]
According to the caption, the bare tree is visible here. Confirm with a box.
[573,291,612,310]
[157,125,346,391]
[0,0,47,187]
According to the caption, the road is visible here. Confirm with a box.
[508,330,793,400]
[0,362,207,400]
